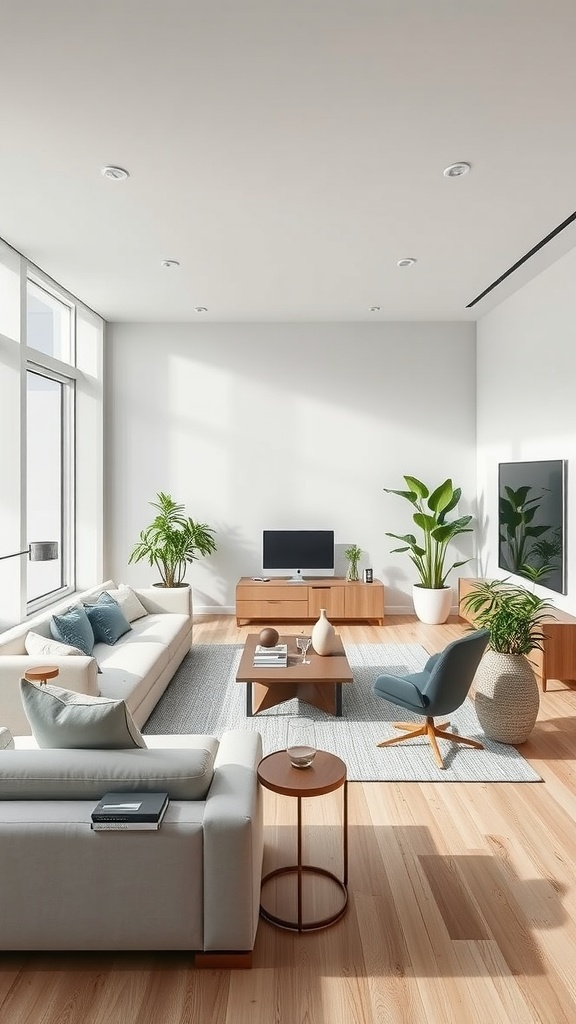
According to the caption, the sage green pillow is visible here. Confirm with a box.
[19,679,146,750]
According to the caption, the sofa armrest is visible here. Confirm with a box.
[202,730,264,951]
[0,655,99,735]
[134,586,192,617]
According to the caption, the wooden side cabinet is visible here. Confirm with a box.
[458,577,576,692]
[236,577,384,626]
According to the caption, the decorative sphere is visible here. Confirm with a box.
[259,627,279,647]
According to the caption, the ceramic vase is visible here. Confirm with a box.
[472,651,540,744]
[311,608,336,656]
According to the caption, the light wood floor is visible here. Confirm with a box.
[3,614,576,1024]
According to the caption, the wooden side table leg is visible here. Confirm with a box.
[297,796,303,933]
[343,779,348,886]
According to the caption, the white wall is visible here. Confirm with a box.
[106,322,476,613]
[476,246,576,613]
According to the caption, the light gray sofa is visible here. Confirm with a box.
[0,730,263,962]
[0,580,192,736]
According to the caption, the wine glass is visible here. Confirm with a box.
[296,635,312,664]
[287,717,316,768]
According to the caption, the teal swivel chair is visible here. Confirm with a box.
[373,629,490,768]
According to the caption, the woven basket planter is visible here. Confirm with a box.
[473,651,540,744]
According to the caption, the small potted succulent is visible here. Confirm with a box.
[129,492,217,588]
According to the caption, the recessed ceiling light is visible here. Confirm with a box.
[100,165,130,181]
[160,259,180,269]
[443,162,471,178]
[195,306,208,313]
[397,258,417,268]
[369,306,381,312]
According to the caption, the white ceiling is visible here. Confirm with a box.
[1,0,576,323]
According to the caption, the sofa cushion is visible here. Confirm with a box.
[0,743,218,800]
[25,631,84,658]
[50,605,95,656]
[19,679,146,749]
[84,592,131,645]
[104,584,148,623]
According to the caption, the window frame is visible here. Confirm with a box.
[25,294,77,613]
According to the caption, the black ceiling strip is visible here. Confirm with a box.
[466,209,576,308]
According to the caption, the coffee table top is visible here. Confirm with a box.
[258,749,347,797]
[236,633,353,684]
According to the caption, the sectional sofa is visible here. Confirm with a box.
[0,579,193,735]
[0,728,264,960]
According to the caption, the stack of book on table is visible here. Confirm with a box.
[91,791,169,831]
[253,643,288,668]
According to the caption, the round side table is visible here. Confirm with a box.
[257,749,348,932]
[24,666,60,686]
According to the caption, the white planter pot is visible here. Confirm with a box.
[412,585,452,624]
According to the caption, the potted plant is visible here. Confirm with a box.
[129,492,217,588]
[462,578,554,743]
[344,544,362,582]
[383,476,473,624]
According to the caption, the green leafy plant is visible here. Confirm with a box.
[384,476,473,589]
[345,544,362,582]
[129,492,217,588]
[462,578,554,655]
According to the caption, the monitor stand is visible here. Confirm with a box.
[287,570,305,583]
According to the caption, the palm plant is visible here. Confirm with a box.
[384,476,473,589]
[129,492,217,588]
[461,577,553,655]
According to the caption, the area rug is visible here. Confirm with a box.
[143,642,542,783]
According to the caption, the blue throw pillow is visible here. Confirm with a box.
[50,605,95,656]
[84,592,131,645]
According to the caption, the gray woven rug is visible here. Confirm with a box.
[143,642,541,783]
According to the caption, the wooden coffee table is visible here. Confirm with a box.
[236,633,353,717]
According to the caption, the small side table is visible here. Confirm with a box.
[257,749,348,932]
[24,666,59,686]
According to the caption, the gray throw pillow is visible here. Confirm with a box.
[50,605,95,656]
[84,592,131,645]
[19,679,146,749]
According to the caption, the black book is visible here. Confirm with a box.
[91,791,169,825]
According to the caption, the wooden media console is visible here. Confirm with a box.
[236,577,385,626]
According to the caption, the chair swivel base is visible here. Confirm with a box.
[377,716,484,769]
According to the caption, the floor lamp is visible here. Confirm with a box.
[0,542,59,562]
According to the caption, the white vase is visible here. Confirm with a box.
[311,608,336,656]
[412,585,452,624]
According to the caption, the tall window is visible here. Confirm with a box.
[0,240,103,628]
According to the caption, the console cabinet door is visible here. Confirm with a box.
[307,584,346,619]
[344,582,384,621]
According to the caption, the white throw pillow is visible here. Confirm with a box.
[104,584,148,622]
[25,631,84,657]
